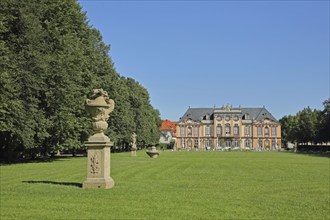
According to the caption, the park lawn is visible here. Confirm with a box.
[0,151,329,220]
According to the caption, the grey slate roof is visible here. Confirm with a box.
[179,107,278,122]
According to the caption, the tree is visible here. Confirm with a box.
[280,100,329,146]
[316,99,330,143]
[295,107,319,144]
[0,0,161,160]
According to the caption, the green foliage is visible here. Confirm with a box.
[0,152,329,219]
[280,99,330,145]
[316,99,330,143]
[0,0,161,161]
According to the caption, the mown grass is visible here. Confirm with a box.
[0,151,329,219]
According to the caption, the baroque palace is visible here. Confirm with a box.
[176,105,281,150]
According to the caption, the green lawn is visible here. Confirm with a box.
[1,151,329,220]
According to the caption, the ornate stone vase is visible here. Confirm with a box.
[146,146,159,158]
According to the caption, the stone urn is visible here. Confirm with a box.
[146,146,159,158]
[85,91,114,143]
[83,89,115,189]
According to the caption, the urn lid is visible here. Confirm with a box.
[86,96,109,107]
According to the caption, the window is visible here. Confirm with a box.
[206,139,211,147]
[181,138,185,148]
[225,115,230,121]
[225,139,231,147]
[181,127,186,137]
[244,126,251,136]
[233,139,239,147]
[257,127,262,137]
[205,126,210,136]
[225,124,231,136]
[217,116,222,121]
[272,139,276,150]
[194,139,199,147]
[180,127,185,136]
[216,125,222,136]
[234,115,239,121]
[258,139,263,148]
[234,124,239,136]
[244,114,250,120]
[264,127,269,137]
[245,139,252,148]
[271,127,276,137]
[194,127,199,137]
[217,138,222,147]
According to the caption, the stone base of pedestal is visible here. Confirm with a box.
[83,177,114,189]
[131,150,137,156]
[83,140,114,189]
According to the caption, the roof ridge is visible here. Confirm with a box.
[255,107,265,119]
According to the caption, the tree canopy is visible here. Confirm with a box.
[0,0,161,161]
[279,99,330,146]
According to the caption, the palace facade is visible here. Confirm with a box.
[176,105,281,150]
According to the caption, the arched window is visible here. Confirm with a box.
[244,126,251,136]
[271,127,277,137]
[216,125,222,136]
[272,139,276,150]
[245,139,252,148]
[180,127,185,136]
[205,126,210,136]
[181,138,185,148]
[257,127,262,137]
[234,124,239,136]
[193,127,199,137]
[225,124,231,136]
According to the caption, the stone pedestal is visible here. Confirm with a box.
[83,89,115,189]
[131,150,137,156]
[83,137,114,189]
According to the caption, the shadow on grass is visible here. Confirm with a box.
[281,151,330,158]
[22,180,82,188]
[0,155,86,165]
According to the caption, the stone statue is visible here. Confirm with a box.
[131,132,137,150]
[131,132,137,156]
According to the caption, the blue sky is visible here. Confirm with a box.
[78,0,329,121]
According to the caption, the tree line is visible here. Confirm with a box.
[279,99,330,147]
[0,0,161,161]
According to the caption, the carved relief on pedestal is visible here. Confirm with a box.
[90,152,100,174]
